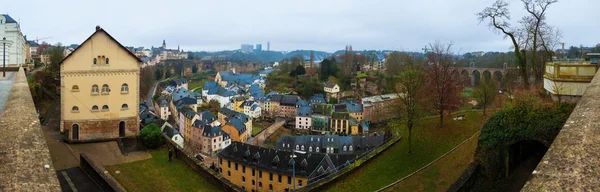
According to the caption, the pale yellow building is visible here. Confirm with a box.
[60,26,141,142]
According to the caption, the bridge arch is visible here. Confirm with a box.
[472,70,481,86]
[493,71,503,83]
[460,70,470,86]
[482,70,492,82]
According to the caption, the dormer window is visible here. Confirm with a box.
[316,147,320,153]
[295,145,299,151]
[309,146,312,152]
[343,145,347,152]
[272,155,280,167]
[301,145,305,151]
[349,145,353,151]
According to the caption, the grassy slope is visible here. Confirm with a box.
[105,149,221,192]
[386,132,480,192]
[323,111,488,192]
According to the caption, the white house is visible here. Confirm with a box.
[172,133,184,148]
[159,100,170,120]
[242,101,262,118]
[324,82,340,94]
[0,14,26,65]
[295,106,312,129]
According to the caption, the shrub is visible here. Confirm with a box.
[140,123,164,149]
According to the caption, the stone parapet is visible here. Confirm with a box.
[523,65,600,191]
[0,67,61,191]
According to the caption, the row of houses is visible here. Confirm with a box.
[217,133,386,191]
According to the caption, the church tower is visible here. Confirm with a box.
[162,40,166,49]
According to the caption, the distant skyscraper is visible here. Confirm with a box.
[267,42,270,51]
[255,44,262,52]
[241,44,253,53]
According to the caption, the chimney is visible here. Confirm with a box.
[95,25,101,31]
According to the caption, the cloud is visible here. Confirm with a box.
[2,0,597,52]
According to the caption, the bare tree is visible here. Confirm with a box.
[423,42,464,128]
[478,0,529,88]
[521,0,559,85]
[385,51,404,75]
[473,78,498,116]
[394,53,424,153]
[549,81,570,103]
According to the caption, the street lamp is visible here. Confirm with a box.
[2,37,6,77]
[1,37,13,78]
[291,150,306,192]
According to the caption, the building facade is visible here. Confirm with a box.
[60,26,141,142]
[0,14,26,65]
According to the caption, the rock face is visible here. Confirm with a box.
[522,68,600,191]
[0,67,61,191]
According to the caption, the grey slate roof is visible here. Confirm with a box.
[218,142,357,178]
[297,106,312,117]
[346,103,363,113]
[227,118,246,133]
[275,135,385,154]
[280,95,300,106]
[2,14,17,23]
[325,82,337,89]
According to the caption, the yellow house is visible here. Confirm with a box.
[233,97,245,113]
[218,142,356,192]
[60,26,141,142]
[330,112,359,135]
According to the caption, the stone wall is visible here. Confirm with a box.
[63,117,138,142]
[79,153,126,192]
[522,64,600,191]
[0,67,61,191]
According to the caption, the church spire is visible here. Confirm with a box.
[162,40,166,49]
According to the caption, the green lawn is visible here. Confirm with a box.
[105,149,221,192]
[323,111,490,192]
[386,132,480,191]
[262,128,293,148]
[252,124,265,136]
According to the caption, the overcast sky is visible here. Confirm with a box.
[2,0,598,53]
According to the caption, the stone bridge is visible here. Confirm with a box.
[522,66,600,191]
[452,66,513,86]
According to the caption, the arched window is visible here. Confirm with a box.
[316,147,320,153]
[301,145,304,151]
[269,184,273,190]
[105,58,109,64]
[259,182,262,188]
[102,84,109,94]
[343,145,347,151]
[295,145,299,150]
[309,146,313,152]
[91,84,99,94]
[93,58,97,65]
[121,83,129,93]
[121,104,128,110]
[97,56,101,64]
[91,105,99,112]
[71,106,79,112]
[72,85,79,91]
[101,55,106,64]
[102,105,109,111]
[349,145,353,151]
[242,176,245,182]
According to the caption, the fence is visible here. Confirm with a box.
[162,134,241,192]
[79,153,127,192]
[300,135,401,191]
